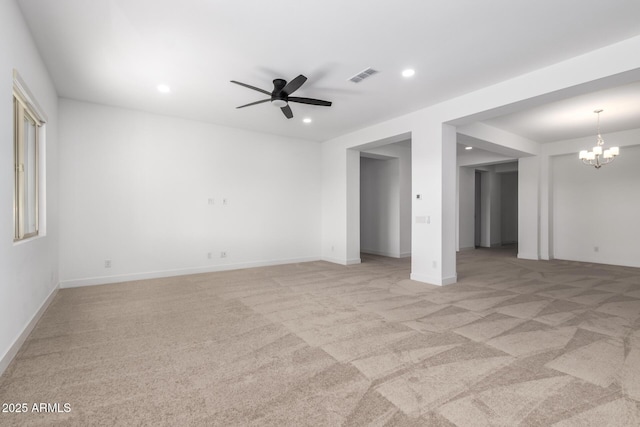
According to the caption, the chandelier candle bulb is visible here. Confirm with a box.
[611,147,619,156]
[579,150,588,159]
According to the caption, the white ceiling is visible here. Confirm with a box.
[483,81,640,143]
[16,0,640,142]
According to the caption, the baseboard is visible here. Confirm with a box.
[517,252,540,260]
[59,256,321,288]
[410,273,458,286]
[321,256,361,266]
[361,249,406,258]
[0,285,58,377]
[458,246,475,252]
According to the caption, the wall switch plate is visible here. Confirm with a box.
[104,260,111,268]
[220,251,227,258]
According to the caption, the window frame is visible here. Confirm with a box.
[13,70,46,242]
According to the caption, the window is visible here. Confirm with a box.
[13,71,46,241]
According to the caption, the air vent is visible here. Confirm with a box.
[348,67,379,83]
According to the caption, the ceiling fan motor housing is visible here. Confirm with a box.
[271,79,288,106]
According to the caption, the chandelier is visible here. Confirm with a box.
[578,109,619,169]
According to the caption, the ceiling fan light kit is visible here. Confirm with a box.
[231,74,332,119]
[578,109,620,169]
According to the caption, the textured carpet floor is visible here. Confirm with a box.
[2,248,640,426]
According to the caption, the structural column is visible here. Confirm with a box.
[410,120,457,285]
[518,155,541,260]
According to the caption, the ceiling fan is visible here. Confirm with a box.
[230,74,332,119]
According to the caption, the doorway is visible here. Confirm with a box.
[359,140,412,259]
[464,163,518,251]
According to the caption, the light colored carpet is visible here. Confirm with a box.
[2,247,640,426]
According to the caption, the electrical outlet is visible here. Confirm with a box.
[207,252,212,259]
[220,251,227,258]
[222,198,228,205]
[594,246,599,252]
[105,260,112,268]
[208,198,214,205]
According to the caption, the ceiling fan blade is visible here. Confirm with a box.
[282,75,307,95]
[236,99,270,109]
[230,80,271,96]
[281,104,293,119]
[288,97,332,107]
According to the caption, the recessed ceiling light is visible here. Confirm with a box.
[157,84,171,93]
[303,118,312,124]
[402,69,415,78]
[465,146,473,150]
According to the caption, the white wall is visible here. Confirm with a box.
[488,169,502,246]
[500,172,518,244]
[550,133,640,268]
[58,99,322,286]
[470,166,502,248]
[0,0,59,373]
[478,170,491,247]
[457,167,475,250]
